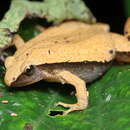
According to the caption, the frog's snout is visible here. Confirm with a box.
[4,69,18,87]
[4,74,16,87]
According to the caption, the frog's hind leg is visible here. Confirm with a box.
[114,17,130,62]
[124,17,130,39]
[110,33,130,62]
[55,70,89,115]
[11,34,25,50]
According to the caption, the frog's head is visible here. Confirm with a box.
[4,56,43,87]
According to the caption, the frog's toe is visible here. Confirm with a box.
[56,102,88,115]
[55,101,73,108]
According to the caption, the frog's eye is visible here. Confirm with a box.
[24,65,34,76]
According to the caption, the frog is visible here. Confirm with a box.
[4,18,130,115]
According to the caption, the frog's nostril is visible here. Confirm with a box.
[109,50,114,54]
[12,77,16,81]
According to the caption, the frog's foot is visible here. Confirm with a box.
[55,70,89,115]
[56,101,88,115]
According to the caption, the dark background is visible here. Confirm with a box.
[0,0,127,33]
[85,0,126,33]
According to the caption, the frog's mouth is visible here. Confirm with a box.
[10,66,44,87]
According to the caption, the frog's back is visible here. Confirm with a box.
[14,22,115,67]
[19,33,115,67]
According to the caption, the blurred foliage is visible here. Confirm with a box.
[124,0,130,17]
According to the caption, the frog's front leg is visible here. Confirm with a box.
[11,34,24,49]
[0,35,25,64]
[55,70,89,115]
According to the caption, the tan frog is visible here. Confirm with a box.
[4,18,130,115]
